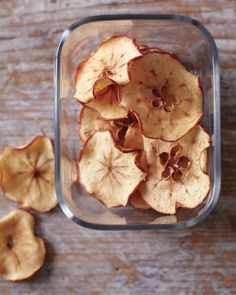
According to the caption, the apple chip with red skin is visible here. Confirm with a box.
[140,126,210,214]
[74,35,142,103]
[120,51,203,141]
[86,81,128,120]
[0,209,45,281]
[78,131,146,208]
[0,136,58,212]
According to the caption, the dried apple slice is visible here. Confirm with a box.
[140,126,210,214]
[129,190,151,210]
[74,35,142,103]
[0,209,45,281]
[120,51,203,141]
[78,107,112,142]
[0,136,58,212]
[78,131,146,208]
[86,82,128,120]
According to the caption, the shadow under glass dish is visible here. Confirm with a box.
[54,14,221,230]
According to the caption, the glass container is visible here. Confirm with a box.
[54,14,221,230]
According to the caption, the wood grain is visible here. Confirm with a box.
[0,1,236,294]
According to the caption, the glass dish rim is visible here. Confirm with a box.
[54,14,221,231]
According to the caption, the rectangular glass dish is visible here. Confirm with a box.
[54,14,221,230]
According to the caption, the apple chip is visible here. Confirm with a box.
[120,51,203,141]
[0,209,45,281]
[0,136,58,212]
[74,35,142,103]
[78,131,146,207]
[78,107,112,142]
[129,190,151,210]
[86,82,128,120]
[140,126,210,214]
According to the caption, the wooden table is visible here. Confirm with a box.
[0,1,236,294]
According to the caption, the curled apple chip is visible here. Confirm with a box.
[78,107,112,142]
[78,131,146,208]
[74,35,142,103]
[0,209,45,281]
[129,190,151,210]
[86,82,128,120]
[120,52,203,141]
[0,136,58,212]
[140,126,210,214]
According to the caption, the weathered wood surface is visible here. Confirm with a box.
[0,1,236,294]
